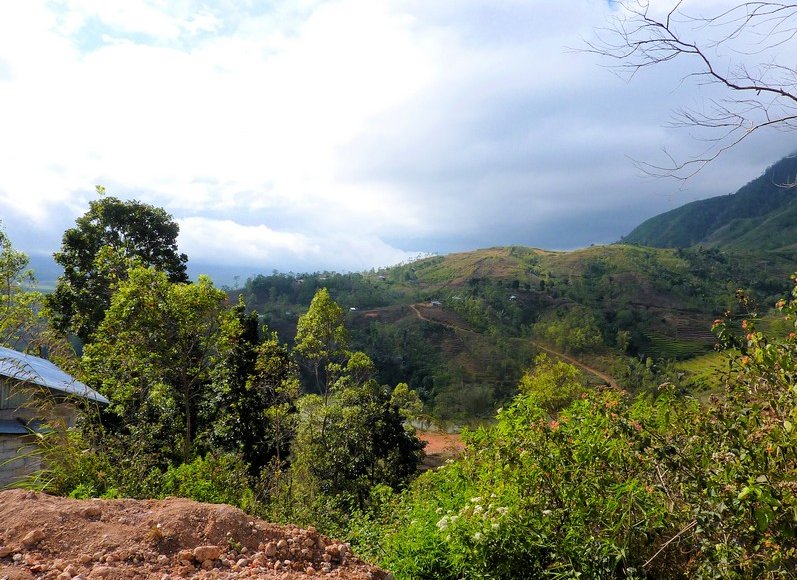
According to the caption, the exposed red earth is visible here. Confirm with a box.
[0,490,390,580]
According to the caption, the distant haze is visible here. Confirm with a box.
[2,1,796,276]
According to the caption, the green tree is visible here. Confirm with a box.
[518,353,584,413]
[203,301,300,473]
[82,266,226,464]
[289,354,424,513]
[47,190,188,343]
[294,288,349,394]
[0,225,42,349]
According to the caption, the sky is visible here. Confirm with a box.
[1,0,796,277]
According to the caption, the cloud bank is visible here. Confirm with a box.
[0,1,795,274]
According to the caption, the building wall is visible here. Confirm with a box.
[0,378,80,488]
[0,434,42,488]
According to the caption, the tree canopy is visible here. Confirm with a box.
[82,266,225,464]
[47,190,188,343]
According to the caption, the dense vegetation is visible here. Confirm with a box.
[347,286,797,577]
[2,182,796,577]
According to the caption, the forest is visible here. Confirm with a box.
[0,189,795,578]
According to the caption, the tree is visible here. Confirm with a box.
[0,225,41,350]
[82,266,226,464]
[294,288,349,394]
[518,353,584,413]
[289,352,424,511]
[589,1,797,178]
[47,189,188,342]
[202,301,300,473]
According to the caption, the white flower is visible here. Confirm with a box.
[436,516,449,531]
[473,532,483,542]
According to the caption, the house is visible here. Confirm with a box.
[0,346,108,488]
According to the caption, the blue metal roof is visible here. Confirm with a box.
[0,346,109,405]
[0,419,29,434]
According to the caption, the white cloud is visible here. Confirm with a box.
[0,0,795,272]
[178,216,417,271]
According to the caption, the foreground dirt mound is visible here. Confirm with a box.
[0,490,389,579]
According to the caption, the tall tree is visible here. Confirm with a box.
[202,301,300,473]
[82,266,225,464]
[294,288,349,394]
[290,352,424,511]
[47,188,188,343]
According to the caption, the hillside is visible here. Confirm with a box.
[235,244,795,419]
[623,153,797,250]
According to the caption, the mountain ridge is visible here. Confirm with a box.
[622,153,797,250]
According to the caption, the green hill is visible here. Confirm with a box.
[623,154,797,251]
[235,244,794,421]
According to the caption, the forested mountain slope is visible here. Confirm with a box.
[623,153,797,251]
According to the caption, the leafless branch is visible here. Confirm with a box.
[585,1,797,179]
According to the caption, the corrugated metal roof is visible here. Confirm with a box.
[0,418,49,435]
[0,346,109,405]
[0,419,29,434]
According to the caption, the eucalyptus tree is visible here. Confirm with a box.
[294,287,349,394]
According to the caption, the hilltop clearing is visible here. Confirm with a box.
[0,490,388,579]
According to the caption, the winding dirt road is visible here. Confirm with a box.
[410,303,619,389]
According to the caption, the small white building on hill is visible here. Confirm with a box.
[0,346,108,488]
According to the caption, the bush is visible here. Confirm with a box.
[158,454,255,508]
[366,276,797,578]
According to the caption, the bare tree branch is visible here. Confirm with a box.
[585,1,797,179]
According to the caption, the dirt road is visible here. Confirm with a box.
[410,303,619,389]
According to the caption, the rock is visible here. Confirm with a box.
[56,573,71,580]
[263,542,277,558]
[21,529,45,547]
[156,554,169,565]
[276,539,288,551]
[81,506,101,519]
[306,566,316,575]
[88,567,114,578]
[192,545,221,562]
[0,546,12,558]
[175,549,194,564]
[302,537,315,549]
[78,554,92,565]
[200,559,214,570]
[235,558,249,568]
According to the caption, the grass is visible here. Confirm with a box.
[641,333,712,360]
[676,351,729,391]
